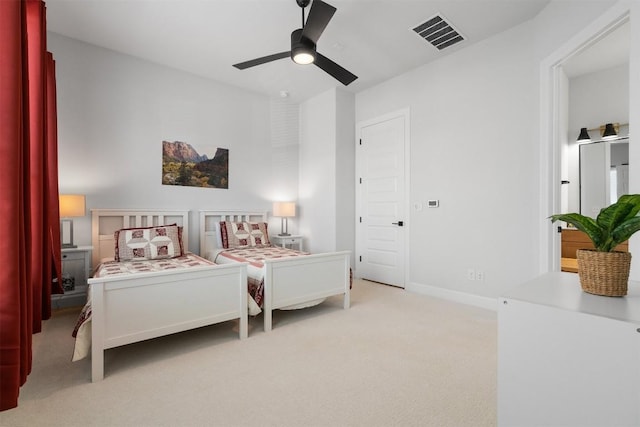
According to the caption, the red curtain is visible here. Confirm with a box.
[0,0,62,411]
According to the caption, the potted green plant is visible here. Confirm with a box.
[550,194,640,296]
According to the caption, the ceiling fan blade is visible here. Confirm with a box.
[301,0,336,44]
[314,52,357,86]
[233,51,290,70]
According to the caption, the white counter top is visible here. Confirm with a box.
[501,272,640,324]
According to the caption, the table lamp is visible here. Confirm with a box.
[59,194,86,248]
[273,201,296,236]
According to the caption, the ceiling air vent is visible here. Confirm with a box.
[412,15,464,50]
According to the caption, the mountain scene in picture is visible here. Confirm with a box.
[162,140,229,188]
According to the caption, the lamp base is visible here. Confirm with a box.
[60,219,76,248]
[279,217,292,237]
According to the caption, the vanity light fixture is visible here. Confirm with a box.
[577,127,591,142]
[576,123,626,142]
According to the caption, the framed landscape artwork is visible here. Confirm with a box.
[162,140,229,189]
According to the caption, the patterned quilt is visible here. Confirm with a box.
[94,253,215,276]
[215,246,309,308]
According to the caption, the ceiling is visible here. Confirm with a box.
[45,0,555,103]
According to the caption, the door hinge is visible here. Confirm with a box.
[359,255,362,262]
[359,217,362,223]
[359,177,362,184]
[359,139,362,145]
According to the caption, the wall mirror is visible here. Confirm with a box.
[579,136,628,216]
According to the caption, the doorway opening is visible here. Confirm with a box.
[541,3,630,274]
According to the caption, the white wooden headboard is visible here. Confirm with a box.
[91,209,190,268]
[199,210,267,260]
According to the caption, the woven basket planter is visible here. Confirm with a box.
[576,249,631,297]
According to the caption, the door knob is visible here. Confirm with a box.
[392,221,404,226]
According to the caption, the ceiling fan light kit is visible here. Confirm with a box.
[291,28,316,64]
[292,52,315,65]
[232,0,358,86]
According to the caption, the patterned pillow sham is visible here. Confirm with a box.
[114,223,184,262]
[219,221,270,249]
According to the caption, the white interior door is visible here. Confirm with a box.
[356,111,407,287]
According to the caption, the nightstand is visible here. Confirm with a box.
[271,235,303,251]
[52,246,92,310]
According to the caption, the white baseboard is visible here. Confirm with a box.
[407,281,498,311]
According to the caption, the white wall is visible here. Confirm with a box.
[356,21,539,301]
[49,33,291,253]
[270,98,300,234]
[569,64,630,131]
[532,0,619,59]
[335,89,356,262]
[298,89,337,253]
[298,88,355,260]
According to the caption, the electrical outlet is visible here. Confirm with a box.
[467,269,475,281]
[476,270,485,281]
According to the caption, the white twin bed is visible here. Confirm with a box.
[199,210,351,332]
[79,209,248,382]
[77,209,351,382]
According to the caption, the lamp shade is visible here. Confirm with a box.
[577,127,591,142]
[59,194,86,217]
[273,201,296,217]
[602,123,617,140]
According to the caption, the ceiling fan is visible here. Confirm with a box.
[232,0,358,86]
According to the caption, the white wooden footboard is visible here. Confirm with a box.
[89,263,247,382]
[263,251,351,332]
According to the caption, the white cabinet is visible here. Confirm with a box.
[51,246,92,309]
[498,272,640,427]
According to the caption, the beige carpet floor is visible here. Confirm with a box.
[0,279,497,427]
